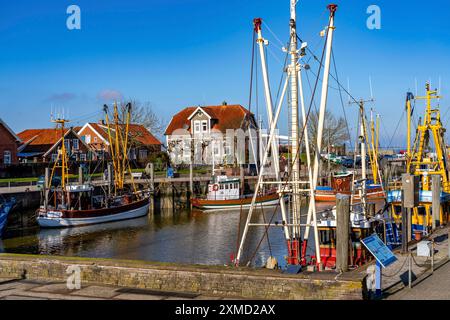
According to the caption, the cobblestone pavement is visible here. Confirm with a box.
[386,260,450,300]
[0,278,233,300]
[382,226,450,299]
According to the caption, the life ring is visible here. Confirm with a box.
[335,178,343,185]
[212,184,219,191]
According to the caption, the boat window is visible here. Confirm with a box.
[417,206,426,215]
[319,229,336,245]
[220,184,224,190]
[225,184,228,190]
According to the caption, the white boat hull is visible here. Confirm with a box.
[38,202,150,228]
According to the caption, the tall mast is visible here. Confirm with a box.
[289,0,301,242]
[303,4,337,268]
[359,101,367,212]
[253,18,290,242]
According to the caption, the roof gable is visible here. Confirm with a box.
[165,104,254,135]
[0,118,21,142]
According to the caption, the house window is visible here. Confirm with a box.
[80,153,86,161]
[94,136,98,143]
[201,120,208,132]
[73,139,79,150]
[3,150,11,165]
[51,153,58,162]
[224,142,231,155]
[129,149,136,160]
[139,149,148,160]
[213,141,220,156]
[194,121,201,134]
[85,135,91,144]
[64,139,70,151]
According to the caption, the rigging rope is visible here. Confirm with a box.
[244,15,331,266]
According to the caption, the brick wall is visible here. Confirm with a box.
[0,124,18,164]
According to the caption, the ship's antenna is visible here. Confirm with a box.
[369,76,374,101]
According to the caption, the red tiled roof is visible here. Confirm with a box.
[18,128,69,146]
[165,104,253,135]
[93,123,161,146]
[128,124,162,146]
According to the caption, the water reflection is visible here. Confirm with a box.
[0,205,334,267]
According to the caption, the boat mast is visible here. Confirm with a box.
[253,18,290,242]
[303,4,338,267]
[359,101,367,212]
[288,0,301,246]
[49,116,70,208]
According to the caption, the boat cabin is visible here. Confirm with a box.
[207,176,240,200]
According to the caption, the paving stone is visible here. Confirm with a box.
[70,285,120,299]
[30,283,79,294]
[114,293,167,300]
[2,295,49,300]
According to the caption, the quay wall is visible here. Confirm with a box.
[0,254,367,300]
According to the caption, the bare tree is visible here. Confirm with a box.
[127,100,165,137]
[307,109,349,153]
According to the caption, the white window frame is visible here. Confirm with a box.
[3,150,11,164]
[73,139,79,150]
[64,139,70,151]
[85,134,91,144]
[201,120,208,133]
[194,120,201,134]
[80,153,86,161]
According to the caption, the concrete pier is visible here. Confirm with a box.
[0,254,367,300]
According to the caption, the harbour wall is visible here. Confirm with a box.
[0,254,367,300]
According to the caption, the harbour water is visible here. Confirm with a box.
[0,206,323,268]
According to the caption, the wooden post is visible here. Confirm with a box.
[336,193,350,272]
[78,166,83,184]
[149,163,154,192]
[240,165,245,196]
[107,163,112,198]
[189,162,193,194]
[149,163,155,211]
[432,175,441,230]
[44,167,49,210]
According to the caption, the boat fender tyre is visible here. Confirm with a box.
[212,184,219,191]
[336,178,343,185]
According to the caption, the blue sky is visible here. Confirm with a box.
[0,0,449,147]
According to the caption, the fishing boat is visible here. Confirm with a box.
[37,103,151,228]
[191,175,281,210]
[309,97,389,268]
[386,84,450,236]
[0,197,16,237]
[315,171,384,202]
[315,203,386,268]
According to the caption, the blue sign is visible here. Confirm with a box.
[361,234,397,268]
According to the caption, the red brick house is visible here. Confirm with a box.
[0,118,21,165]
[17,127,93,163]
[77,121,162,164]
